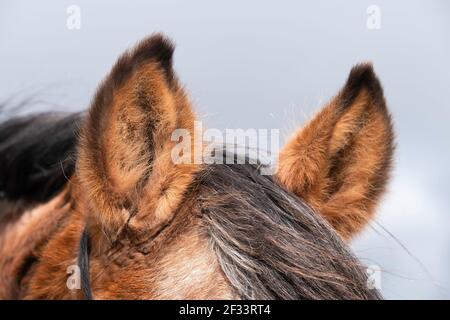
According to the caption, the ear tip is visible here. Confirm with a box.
[344,62,385,106]
[347,62,381,91]
[135,32,175,71]
[348,62,377,86]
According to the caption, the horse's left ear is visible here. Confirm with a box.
[276,64,394,240]
[76,34,198,241]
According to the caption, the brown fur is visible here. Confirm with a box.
[0,190,73,298]
[276,64,394,239]
[17,180,233,299]
[0,34,393,299]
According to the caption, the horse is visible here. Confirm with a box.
[0,33,394,300]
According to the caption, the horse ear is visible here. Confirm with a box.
[276,64,394,240]
[77,34,198,240]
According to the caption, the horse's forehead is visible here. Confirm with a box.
[153,228,234,299]
[88,219,235,299]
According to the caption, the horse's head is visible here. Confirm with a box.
[5,34,393,299]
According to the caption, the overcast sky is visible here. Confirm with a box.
[1,0,449,299]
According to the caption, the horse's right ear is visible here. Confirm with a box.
[76,34,198,241]
[276,64,394,240]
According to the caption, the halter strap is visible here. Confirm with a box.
[78,228,93,300]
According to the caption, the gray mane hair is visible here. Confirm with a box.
[198,157,381,299]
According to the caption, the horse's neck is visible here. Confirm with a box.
[0,190,74,298]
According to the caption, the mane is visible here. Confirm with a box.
[0,111,380,299]
[0,112,82,205]
[199,161,381,299]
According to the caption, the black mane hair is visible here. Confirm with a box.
[0,112,82,203]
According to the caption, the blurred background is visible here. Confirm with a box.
[0,0,449,299]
